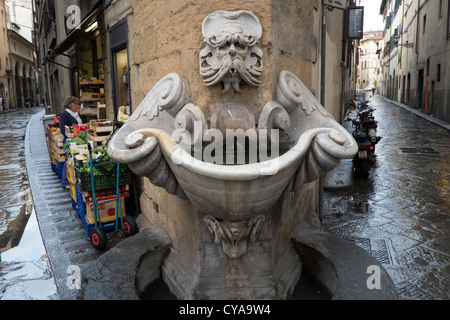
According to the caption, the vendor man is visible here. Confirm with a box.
[60,96,82,144]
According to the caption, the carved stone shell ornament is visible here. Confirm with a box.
[199,10,263,93]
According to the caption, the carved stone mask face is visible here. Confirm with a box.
[200,10,263,93]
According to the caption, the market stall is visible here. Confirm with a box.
[46,118,137,250]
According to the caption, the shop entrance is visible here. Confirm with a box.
[77,19,105,122]
[109,19,130,119]
[112,47,129,115]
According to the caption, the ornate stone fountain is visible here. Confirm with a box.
[107,10,358,299]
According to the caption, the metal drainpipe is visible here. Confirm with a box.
[319,4,327,222]
[321,5,327,107]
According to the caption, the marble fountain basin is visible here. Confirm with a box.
[107,71,358,222]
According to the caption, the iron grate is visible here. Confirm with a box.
[343,236,395,265]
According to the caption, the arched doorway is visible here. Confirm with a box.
[14,61,22,108]
[406,73,411,105]
[0,83,5,111]
[22,64,28,107]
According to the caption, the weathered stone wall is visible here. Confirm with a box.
[130,0,319,119]
[130,0,322,232]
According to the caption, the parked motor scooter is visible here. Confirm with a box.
[356,105,381,165]
[345,110,373,179]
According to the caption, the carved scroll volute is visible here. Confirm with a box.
[275,70,308,114]
[107,73,191,198]
[127,72,191,123]
[275,70,334,118]
[258,101,290,131]
[174,103,207,148]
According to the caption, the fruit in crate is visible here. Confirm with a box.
[49,117,60,127]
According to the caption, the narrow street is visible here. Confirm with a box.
[1,97,449,300]
[322,95,450,300]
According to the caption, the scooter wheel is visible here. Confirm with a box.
[356,159,369,179]
[90,227,107,250]
[368,153,376,165]
[122,216,138,237]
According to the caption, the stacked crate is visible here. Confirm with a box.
[66,160,77,202]
[87,120,113,147]
[47,126,66,180]
[73,163,133,226]
[80,185,130,225]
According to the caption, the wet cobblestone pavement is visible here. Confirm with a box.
[0,108,58,300]
[322,95,450,300]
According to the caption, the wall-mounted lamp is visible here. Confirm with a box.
[397,41,414,48]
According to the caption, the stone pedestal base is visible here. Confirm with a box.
[161,239,302,300]
[137,176,319,300]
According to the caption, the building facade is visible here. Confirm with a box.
[358,30,382,90]
[8,28,36,108]
[0,0,10,111]
[4,0,34,42]
[0,0,36,111]
[379,0,450,122]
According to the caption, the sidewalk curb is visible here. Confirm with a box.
[377,95,450,131]
[323,159,354,192]
[25,110,103,300]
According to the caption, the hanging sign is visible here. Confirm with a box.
[322,0,347,10]
[345,6,364,39]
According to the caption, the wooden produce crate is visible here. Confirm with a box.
[47,127,63,144]
[54,153,66,162]
[65,125,74,140]
[87,120,113,146]
[50,152,56,166]
[66,161,76,184]
[52,140,66,155]
[97,104,106,120]
[84,192,129,225]
[89,120,113,133]
[70,182,77,202]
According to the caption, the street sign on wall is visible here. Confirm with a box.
[322,0,347,10]
[345,6,364,40]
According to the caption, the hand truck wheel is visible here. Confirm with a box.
[122,216,138,237]
[90,226,107,250]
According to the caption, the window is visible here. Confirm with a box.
[448,0,450,38]
[437,64,441,82]
[427,58,430,76]
[439,0,443,18]
[423,14,426,33]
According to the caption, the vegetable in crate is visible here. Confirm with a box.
[72,131,88,145]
